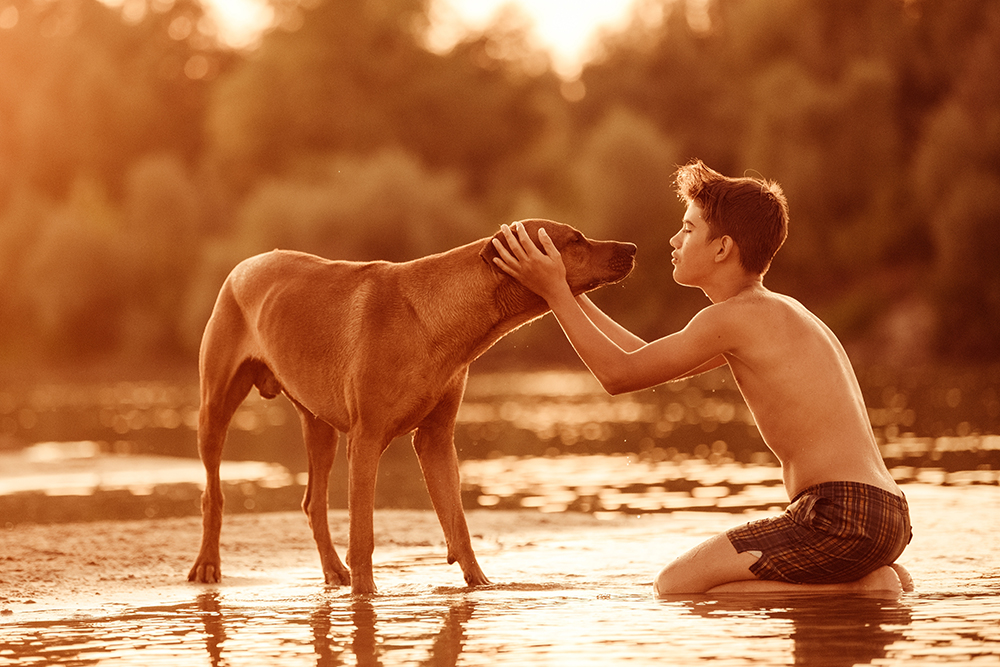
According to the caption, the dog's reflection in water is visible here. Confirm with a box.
[196,591,476,667]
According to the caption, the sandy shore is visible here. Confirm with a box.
[0,508,628,616]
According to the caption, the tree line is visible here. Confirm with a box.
[0,0,997,375]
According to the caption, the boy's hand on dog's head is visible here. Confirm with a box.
[492,222,568,302]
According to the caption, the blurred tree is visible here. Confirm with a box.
[569,108,705,336]
[0,0,231,200]
[232,149,485,261]
[741,59,906,276]
[13,178,126,358]
[0,0,233,364]
[0,185,55,359]
[912,3,1000,359]
[578,0,738,169]
[119,153,205,353]
[205,0,563,200]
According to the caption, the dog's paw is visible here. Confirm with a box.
[463,566,491,587]
[350,576,378,596]
[188,562,222,583]
[324,567,351,587]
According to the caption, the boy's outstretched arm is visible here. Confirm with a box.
[578,286,725,381]
[576,295,646,352]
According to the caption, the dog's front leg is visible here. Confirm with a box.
[413,424,491,588]
[346,432,385,595]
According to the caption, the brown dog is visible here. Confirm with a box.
[187,219,636,594]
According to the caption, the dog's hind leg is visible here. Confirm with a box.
[413,381,491,588]
[295,403,351,586]
[188,358,256,583]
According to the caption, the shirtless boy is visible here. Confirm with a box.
[492,159,912,595]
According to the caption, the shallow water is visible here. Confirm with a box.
[1,368,998,664]
[2,484,998,666]
[2,368,998,522]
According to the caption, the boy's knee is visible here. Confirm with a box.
[652,565,680,597]
[652,574,665,597]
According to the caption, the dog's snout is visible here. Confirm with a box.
[610,242,637,275]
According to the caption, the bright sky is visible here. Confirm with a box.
[206,0,642,78]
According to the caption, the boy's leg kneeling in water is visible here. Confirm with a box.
[652,533,761,596]
[703,566,906,595]
[656,482,915,596]
[652,532,910,597]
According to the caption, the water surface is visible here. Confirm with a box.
[2,485,998,666]
[1,368,998,664]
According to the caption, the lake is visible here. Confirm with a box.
[0,367,998,665]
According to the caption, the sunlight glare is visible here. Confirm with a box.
[206,0,273,48]
[429,0,641,78]
[182,0,642,73]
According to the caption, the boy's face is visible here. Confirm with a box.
[670,203,722,287]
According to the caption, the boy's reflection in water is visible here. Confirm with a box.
[673,594,912,666]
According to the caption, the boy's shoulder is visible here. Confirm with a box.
[706,285,799,318]
[694,286,817,341]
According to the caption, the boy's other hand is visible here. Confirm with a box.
[491,221,569,303]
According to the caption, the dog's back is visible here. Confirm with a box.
[203,246,496,434]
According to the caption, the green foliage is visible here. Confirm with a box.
[0,0,228,201]
[206,0,562,197]
[742,58,906,275]
[11,178,126,358]
[569,108,705,336]
[912,4,1000,358]
[232,149,486,262]
[0,0,998,371]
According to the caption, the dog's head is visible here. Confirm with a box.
[480,219,636,296]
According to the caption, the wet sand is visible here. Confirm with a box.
[3,485,999,615]
[1,508,639,616]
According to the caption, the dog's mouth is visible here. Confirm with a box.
[569,241,636,293]
[610,256,635,276]
[609,245,637,278]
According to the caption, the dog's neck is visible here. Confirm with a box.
[460,276,548,361]
[402,240,551,364]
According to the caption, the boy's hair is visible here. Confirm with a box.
[674,160,789,276]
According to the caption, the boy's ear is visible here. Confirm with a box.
[715,235,737,263]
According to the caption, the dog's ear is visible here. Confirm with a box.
[479,229,510,273]
[480,221,549,272]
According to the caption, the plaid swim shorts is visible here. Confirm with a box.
[726,481,912,585]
